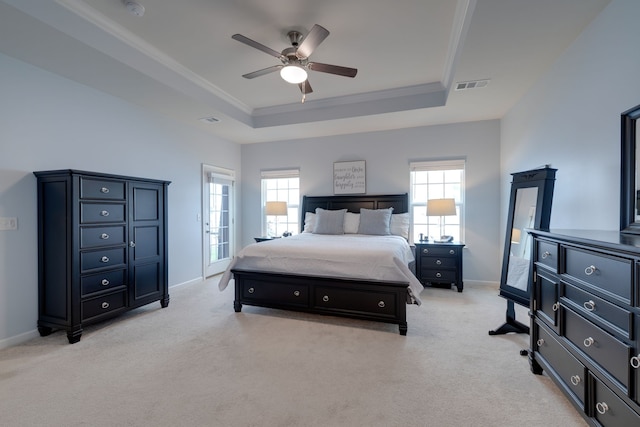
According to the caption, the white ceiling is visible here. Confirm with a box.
[0,0,611,144]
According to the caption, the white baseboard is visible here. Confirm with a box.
[0,329,40,350]
[169,276,204,289]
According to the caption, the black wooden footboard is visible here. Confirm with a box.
[232,269,409,335]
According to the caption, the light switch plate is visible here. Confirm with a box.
[0,217,18,230]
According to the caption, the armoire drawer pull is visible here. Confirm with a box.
[323,295,329,302]
[595,402,609,415]
[542,251,550,259]
[378,301,385,308]
[631,354,640,369]
[293,290,300,297]
[537,339,545,346]
[570,375,581,386]
[552,302,559,312]
[101,302,110,309]
[583,300,596,311]
[583,337,595,347]
[248,287,254,294]
[100,187,110,194]
[101,279,110,286]
[100,233,110,240]
[584,265,597,275]
[100,210,110,217]
[100,256,110,263]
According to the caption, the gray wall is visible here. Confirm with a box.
[241,120,502,283]
[0,53,241,347]
[501,0,640,231]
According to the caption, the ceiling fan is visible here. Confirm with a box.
[232,24,358,98]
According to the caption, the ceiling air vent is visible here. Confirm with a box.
[199,116,220,124]
[455,79,490,91]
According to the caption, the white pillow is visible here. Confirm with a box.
[343,212,360,234]
[303,212,316,233]
[390,213,410,239]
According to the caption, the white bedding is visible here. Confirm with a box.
[218,233,423,305]
[506,255,530,291]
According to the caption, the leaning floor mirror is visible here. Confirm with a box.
[489,166,556,336]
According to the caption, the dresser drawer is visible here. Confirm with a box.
[420,269,457,283]
[418,246,460,257]
[82,290,127,321]
[421,256,457,269]
[535,322,586,406]
[564,247,632,304]
[241,280,308,307]
[80,226,126,249]
[80,177,125,200]
[80,202,125,224]
[535,272,559,329]
[563,308,631,392]
[562,283,632,339]
[536,240,558,271]
[591,374,640,426]
[314,286,397,318]
[81,269,126,296]
[81,247,126,272]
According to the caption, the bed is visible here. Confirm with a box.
[218,193,423,335]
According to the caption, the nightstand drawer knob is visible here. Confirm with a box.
[435,272,442,278]
[449,249,455,255]
[570,375,581,386]
[101,279,110,286]
[323,295,329,302]
[101,302,110,309]
[596,402,609,415]
[542,251,551,259]
[630,354,640,369]
[293,290,300,297]
[583,300,596,311]
[583,337,595,347]
[537,338,545,346]
[422,248,429,254]
[378,301,385,308]
[436,259,442,265]
[248,287,254,294]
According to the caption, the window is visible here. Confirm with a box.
[261,169,300,237]
[410,160,465,243]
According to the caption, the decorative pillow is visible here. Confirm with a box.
[313,208,347,235]
[303,212,316,233]
[357,207,393,235]
[390,213,410,239]
[343,212,360,234]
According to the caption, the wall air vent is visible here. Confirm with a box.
[199,116,220,124]
[455,79,490,91]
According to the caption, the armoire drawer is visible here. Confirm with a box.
[562,283,632,339]
[537,240,559,271]
[535,321,586,406]
[82,290,127,321]
[80,177,125,200]
[241,280,308,307]
[563,247,632,304]
[81,247,126,272]
[314,286,397,318]
[591,374,640,426]
[563,308,631,392]
[80,202,126,224]
[80,225,126,249]
[81,269,126,296]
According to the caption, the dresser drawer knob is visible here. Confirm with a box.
[422,248,429,254]
[536,338,545,346]
[129,241,136,248]
[630,354,640,369]
[449,249,455,255]
[100,233,110,240]
[248,287,254,294]
[101,302,110,309]
[541,251,551,259]
[378,301,385,308]
[595,402,609,415]
[552,302,559,312]
[570,375,581,386]
[101,279,110,286]
[100,256,110,263]
[293,290,300,297]
[323,295,329,302]
[584,265,597,275]
[100,187,110,194]
[583,300,596,311]
[583,337,595,347]
[435,272,442,278]
[100,210,110,217]
[436,259,442,265]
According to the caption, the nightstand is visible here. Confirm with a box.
[414,241,465,292]
[254,236,279,242]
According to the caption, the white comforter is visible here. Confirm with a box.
[218,233,422,305]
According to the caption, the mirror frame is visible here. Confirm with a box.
[620,103,640,234]
[499,167,556,307]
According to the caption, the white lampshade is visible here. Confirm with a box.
[280,65,308,84]
[511,228,522,244]
[427,198,457,216]
[265,201,288,216]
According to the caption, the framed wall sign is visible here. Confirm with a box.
[333,160,366,194]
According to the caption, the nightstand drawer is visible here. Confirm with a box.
[419,246,460,257]
[420,269,456,283]
[421,256,457,269]
[314,286,396,318]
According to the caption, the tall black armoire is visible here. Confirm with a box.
[34,170,170,343]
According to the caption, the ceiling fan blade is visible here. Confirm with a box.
[296,24,330,59]
[242,65,282,79]
[308,62,358,78]
[232,34,284,60]
[298,80,313,94]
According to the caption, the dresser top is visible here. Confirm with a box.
[529,229,640,254]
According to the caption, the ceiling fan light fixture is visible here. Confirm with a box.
[280,65,307,84]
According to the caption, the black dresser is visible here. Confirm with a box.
[34,170,170,343]
[528,230,640,426]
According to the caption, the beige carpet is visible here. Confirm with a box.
[0,277,586,427]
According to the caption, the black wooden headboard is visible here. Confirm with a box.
[300,193,408,232]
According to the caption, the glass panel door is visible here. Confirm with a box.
[204,166,234,277]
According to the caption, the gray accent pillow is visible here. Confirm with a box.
[313,208,347,234]
[357,207,394,235]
